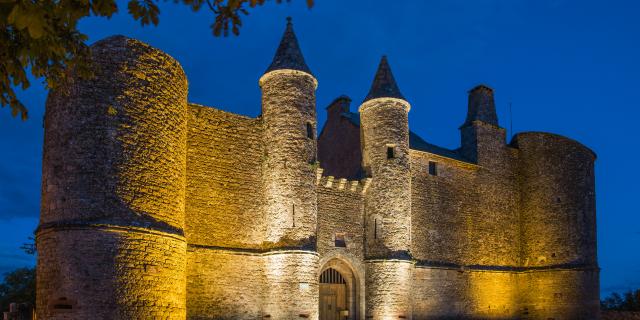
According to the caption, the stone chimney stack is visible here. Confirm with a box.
[459,84,506,164]
[463,84,498,127]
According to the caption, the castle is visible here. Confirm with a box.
[36,18,600,319]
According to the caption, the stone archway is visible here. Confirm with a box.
[318,257,362,320]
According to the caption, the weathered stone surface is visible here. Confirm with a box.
[38,35,188,319]
[365,260,414,319]
[186,247,265,319]
[186,104,265,248]
[260,69,318,246]
[38,32,600,320]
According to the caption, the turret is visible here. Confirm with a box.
[260,17,317,245]
[459,85,507,165]
[514,132,600,318]
[259,17,319,319]
[37,36,188,319]
[359,56,413,319]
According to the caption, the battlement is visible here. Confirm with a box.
[315,168,371,194]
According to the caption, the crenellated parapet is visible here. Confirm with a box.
[315,167,372,194]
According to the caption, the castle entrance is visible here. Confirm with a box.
[319,259,360,320]
[320,268,347,320]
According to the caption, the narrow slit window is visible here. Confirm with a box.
[51,297,75,313]
[306,122,314,139]
[374,218,378,239]
[292,203,295,227]
[387,146,395,159]
[428,161,438,176]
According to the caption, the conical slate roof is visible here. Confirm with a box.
[265,17,312,75]
[364,56,405,102]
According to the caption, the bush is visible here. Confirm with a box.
[602,289,640,311]
[0,267,35,312]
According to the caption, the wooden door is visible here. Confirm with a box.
[320,293,337,320]
[320,268,348,320]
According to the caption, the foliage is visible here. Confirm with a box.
[0,267,36,312]
[1,0,314,120]
[601,289,640,311]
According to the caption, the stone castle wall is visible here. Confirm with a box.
[359,96,413,319]
[514,132,600,319]
[408,129,599,319]
[37,34,599,320]
[410,147,521,319]
[412,268,520,319]
[515,132,598,268]
[360,99,412,258]
[410,151,479,266]
[186,247,265,319]
[518,269,600,319]
[185,104,265,248]
[38,35,188,319]
[184,104,268,318]
[260,70,318,246]
[317,184,365,260]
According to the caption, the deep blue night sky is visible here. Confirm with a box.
[1,0,638,297]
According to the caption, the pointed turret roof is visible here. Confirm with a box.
[265,17,312,75]
[364,56,405,102]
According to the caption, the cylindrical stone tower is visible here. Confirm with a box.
[37,36,188,319]
[360,56,414,319]
[514,132,599,319]
[259,18,319,318]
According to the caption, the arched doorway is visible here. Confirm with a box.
[319,259,361,320]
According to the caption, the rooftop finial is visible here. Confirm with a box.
[264,17,312,75]
[363,55,405,102]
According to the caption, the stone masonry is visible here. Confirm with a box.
[37,18,600,320]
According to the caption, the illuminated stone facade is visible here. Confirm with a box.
[37,19,599,320]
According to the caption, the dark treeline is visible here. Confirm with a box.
[601,289,640,311]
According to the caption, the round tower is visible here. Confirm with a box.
[359,56,414,319]
[514,132,599,319]
[259,18,319,318]
[37,36,188,319]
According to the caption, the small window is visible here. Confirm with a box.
[374,218,378,239]
[370,215,382,242]
[292,203,295,227]
[306,122,314,139]
[428,161,438,176]
[335,233,346,247]
[387,146,395,159]
[51,297,75,313]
